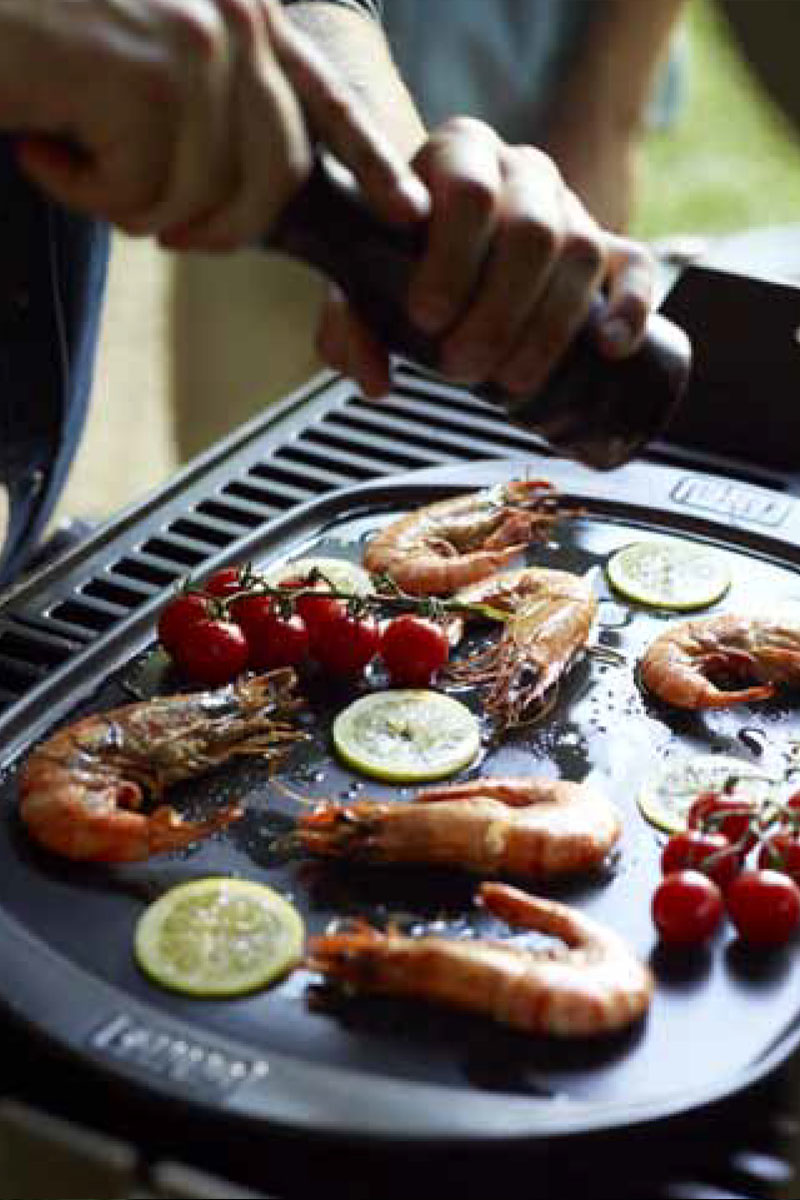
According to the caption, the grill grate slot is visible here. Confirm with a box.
[329,406,474,463]
[224,478,302,509]
[48,599,121,634]
[197,497,268,529]
[249,461,332,499]
[139,536,207,568]
[312,419,442,470]
[351,391,551,457]
[110,556,181,589]
[279,436,393,480]
[81,578,152,610]
[0,629,75,670]
[274,442,373,484]
[0,656,42,692]
[167,517,238,549]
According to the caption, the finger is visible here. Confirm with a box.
[408,117,502,336]
[316,286,351,373]
[126,0,236,236]
[161,0,310,250]
[317,286,391,397]
[264,0,429,226]
[495,189,605,397]
[440,145,564,384]
[17,132,164,224]
[595,234,656,359]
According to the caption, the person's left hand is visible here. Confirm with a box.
[316,117,656,398]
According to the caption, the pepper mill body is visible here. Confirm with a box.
[266,156,692,470]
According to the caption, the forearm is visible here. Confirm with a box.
[283,2,426,160]
[542,0,687,230]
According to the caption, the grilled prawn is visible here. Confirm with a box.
[298,777,621,880]
[451,567,597,729]
[640,613,800,709]
[364,479,567,596]
[308,882,654,1038]
[19,669,305,862]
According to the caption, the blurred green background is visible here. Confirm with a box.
[636,0,800,238]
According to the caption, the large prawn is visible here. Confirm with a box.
[298,777,621,880]
[450,567,597,729]
[308,882,653,1038]
[19,668,306,863]
[640,613,800,709]
[364,479,570,596]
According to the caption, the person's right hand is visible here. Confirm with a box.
[0,0,427,248]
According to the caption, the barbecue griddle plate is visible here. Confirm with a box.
[3,457,800,1152]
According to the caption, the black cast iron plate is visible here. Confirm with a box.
[3,457,800,1148]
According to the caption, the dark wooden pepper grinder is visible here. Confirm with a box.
[266,155,692,470]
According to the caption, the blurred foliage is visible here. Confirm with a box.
[636,0,800,237]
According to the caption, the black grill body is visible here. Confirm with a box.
[2,363,800,1199]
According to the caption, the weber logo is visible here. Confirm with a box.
[671,477,791,528]
[90,1013,268,1097]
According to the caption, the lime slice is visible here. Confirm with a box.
[264,556,372,596]
[333,690,480,783]
[606,540,730,610]
[134,878,303,997]
[637,753,775,834]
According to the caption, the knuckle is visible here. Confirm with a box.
[448,173,496,220]
[168,1,225,58]
[439,115,493,142]
[510,213,558,263]
[563,230,604,278]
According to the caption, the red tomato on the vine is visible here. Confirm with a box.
[233,597,309,670]
[661,830,741,892]
[757,833,800,885]
[314,609,380,677]
[726,869,800,946]
[157,593,209,657]
[203,567,247,600]
[380,615,450,687]
[687,791,756,850]
[652,869,724,946]
[172,618,249,686]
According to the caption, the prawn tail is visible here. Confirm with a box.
[146,801,243,857]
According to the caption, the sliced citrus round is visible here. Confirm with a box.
[134,877,304,997]
[637,753,775,834]
[264,556,372,596]
[606,539,730,611]
[333,690,480,783]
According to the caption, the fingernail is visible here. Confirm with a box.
[600,317,634,357]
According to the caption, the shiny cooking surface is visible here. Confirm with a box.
[4,488,800,1120]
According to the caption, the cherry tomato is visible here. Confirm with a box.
[314,610,380,677]
[661,831,742,892]
[203,567,247,600]
[172,618,249,686]
[780,791,800,832]
[380,615,450,687]
[652,869,724,946]
[758,833,800,885]
[278,578,343,651]
[233,597,309,670]
[687,791,756,850]
[157,593,209,657]
[726,869,800,946]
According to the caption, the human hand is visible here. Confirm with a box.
[0,0,426,248]
[316,117,655,398]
